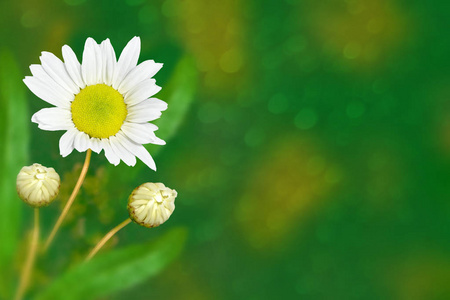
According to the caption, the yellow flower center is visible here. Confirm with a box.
[71,84,127,139]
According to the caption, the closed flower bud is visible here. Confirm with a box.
[16,163,60,207]
[128,182,177,228]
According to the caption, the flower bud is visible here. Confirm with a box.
[16,163,60,207]
[128,182,177,228]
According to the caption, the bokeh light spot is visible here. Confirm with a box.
[219,47,243,73]
[295,108,318,130]
[220,146,241,166]
[343,42,362,59]
[346,101,366,118]
[307,155,326,176]
[197,102,222,124]
[64,0,87,6]
[125,0,145,6]
[244,127,265,147]
[161,0,180,17]
[310,0,408,71]
[235,138,341,251]
[325,167,343,184]
[283,35,307,55]
[21,10,41,28]
[367,18,384,33]
[139,5,158,24]
[372,79,388,94]
[268,93,289,114]
[223,106,243,124]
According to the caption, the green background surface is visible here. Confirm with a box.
[1,0,450,299]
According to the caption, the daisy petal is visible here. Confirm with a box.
[112,36,140,89]
[31,107,73,131]
[74,131,90,152]
[29,64,75,104]
[109,135,136,166]
[23,76,71,109]
[118,60,163,94]
[82,38,102,86]
[129,144,157,171]
[40,51,80,94]
[59,128,77,157]
[126,98,167,123]
[117,132,156,171]
[121,122,165,145]
[62,45,86,89]
[124,79,161,106]
[100,38,116,86]
[89,137,102,153]
[101,139,120,165]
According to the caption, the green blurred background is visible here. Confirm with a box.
[1,0,450,299]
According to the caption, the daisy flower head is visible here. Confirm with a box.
[128,182,177,228]
[17,163,60,207]
[24,37,167,170]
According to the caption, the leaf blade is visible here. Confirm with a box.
[0,48,29,298]
[36,227,188,300]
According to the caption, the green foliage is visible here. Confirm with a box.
[0,49,29,298]
[36,227,187,300]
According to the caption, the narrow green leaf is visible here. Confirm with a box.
[146,55,198,157]
[36,227,188,300]
[0,49,29,297]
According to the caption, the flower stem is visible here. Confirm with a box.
[14,208,39,300]
[44,149,92,251]
[85,218,132,261]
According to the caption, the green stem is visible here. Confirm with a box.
[86,218,132,261]
[44,149,92,251]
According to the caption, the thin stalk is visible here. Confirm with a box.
[14,208,39,300]
[85,218,132,261]
[44,149,92,251]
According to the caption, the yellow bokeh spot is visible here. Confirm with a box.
[71,84,127,138]
[309,0,408,71]
[386,252,450,300]
[235,136,343,252]
[166,0,247,93]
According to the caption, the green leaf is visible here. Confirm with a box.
[0,49,29,297]
[36,227,188,300]
[145,55,198,157]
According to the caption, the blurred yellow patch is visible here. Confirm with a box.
[309,0,409,71]
[386,252,450,299]
[235,136,342,252]
[166,0,247,93]
[153,261,216,300]
[363,143,407,211]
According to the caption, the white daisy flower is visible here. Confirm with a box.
[24,37,167,170]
